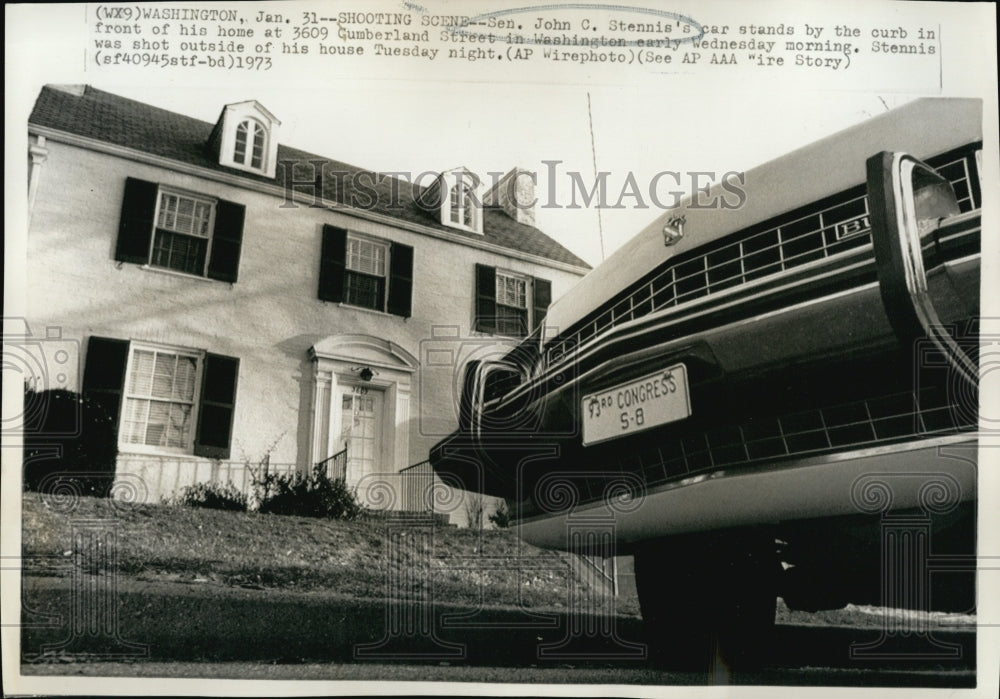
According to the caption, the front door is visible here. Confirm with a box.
[340,386,382,486]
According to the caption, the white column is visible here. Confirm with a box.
[28,134,48,223]
[326,371,342,460]
[309,367,333,467]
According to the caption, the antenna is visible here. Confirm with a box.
[587,92,606,262]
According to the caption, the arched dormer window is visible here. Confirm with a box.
[450,180,475,229]
[414,167,483,234]
[234,118,266,171]
[209,101,280,178]
[442,169,481,233]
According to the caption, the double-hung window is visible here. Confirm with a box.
[83,337,241,459]
[495,271,530,337]
[116,177,246,283]
[318,225,414,318]
[151,189,215,276]
[120,345,202,452]
[474,264,552,338]
[345,235,389,311]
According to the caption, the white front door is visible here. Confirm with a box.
[340,386,383,486]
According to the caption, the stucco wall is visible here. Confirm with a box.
[25,138,585,507]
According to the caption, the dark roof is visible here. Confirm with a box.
[29,85,591,270]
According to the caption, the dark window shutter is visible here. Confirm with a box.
[82,336,130,433]
[115,178,158,264]
[319,225,348,302]
[207,199,245,283]
[387,242,413,317]
[531,277,552,332]
[194,354,239,459]
[474,264,496,334]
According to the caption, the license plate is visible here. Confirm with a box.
[582,364,691,446]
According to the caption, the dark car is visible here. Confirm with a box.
[431,99,983,667]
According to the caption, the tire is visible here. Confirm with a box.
[633,528,778,672]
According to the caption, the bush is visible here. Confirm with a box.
[22,386,118,498]
[177,482,248,511]
[256,471,361,520]
[488,500,513,529]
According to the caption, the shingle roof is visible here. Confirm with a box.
[29,85,591,270]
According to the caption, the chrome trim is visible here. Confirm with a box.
[470,359,526,439]
[501,257,883,412]
[545,244,875,368]
[919,209,982,247]
[515,434,977,548]
[541,147,979,371]
[873,152,978,388]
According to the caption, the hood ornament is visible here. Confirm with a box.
[663,215,686,246]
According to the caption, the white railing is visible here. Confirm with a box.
[114,454,298,504]
[115,453,465,521]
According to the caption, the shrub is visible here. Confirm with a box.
[177,482,248,511]
[22,386,118,498]
[256,471,361,520]
[488,500,513,529]
[464,491,485,530]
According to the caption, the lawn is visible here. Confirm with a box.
[19,493,974,649]
[21,493,629,612]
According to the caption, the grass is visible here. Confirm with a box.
[21,495,971,637]
[21,493,624,612]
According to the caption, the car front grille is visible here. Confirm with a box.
[544,144,981,369]
[634,381,974,485]
[517,347,978,519]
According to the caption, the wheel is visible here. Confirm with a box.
[633,528,778,673]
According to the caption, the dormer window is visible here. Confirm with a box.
[449,180,476,229]
[415,167,483,234]
[208,100,280,178]
[234,119,266,170]
[441,169,482,233]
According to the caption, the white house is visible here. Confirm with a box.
[25,85,590,519]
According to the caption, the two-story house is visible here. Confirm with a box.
[25,85,590,517]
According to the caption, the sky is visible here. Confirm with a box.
[9,0,982,268]
[76,80,913,268]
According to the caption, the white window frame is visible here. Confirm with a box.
[118,342,205,456]
[217,102,279,178]
[149,186,217,278]
[494,270,532,337]
[444,174,482,234]
[233,117,268,172]
[343,233,392,313]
